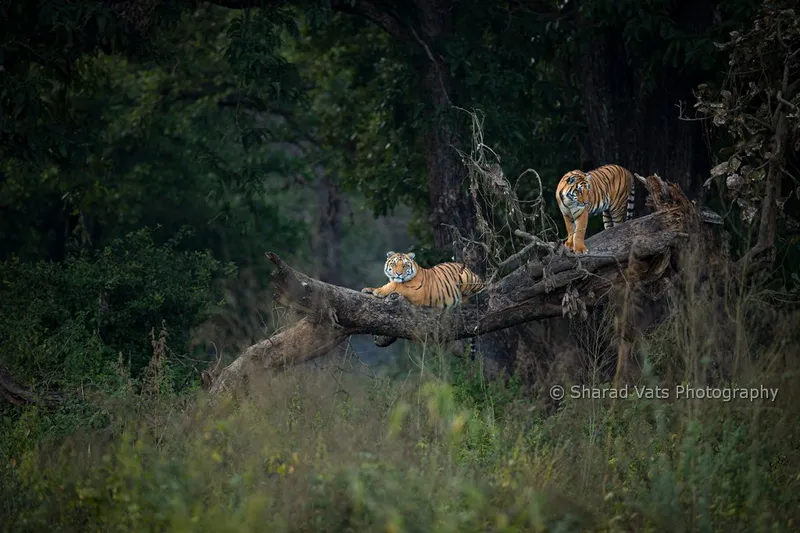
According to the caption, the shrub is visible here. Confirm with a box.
[0,227,236,390]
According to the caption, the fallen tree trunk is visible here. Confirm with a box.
[206,173,722,394]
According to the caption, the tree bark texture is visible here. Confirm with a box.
[416,39,476,257]
[205,174,719,395]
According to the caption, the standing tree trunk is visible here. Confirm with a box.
[415,38,523,376]
[576,0,717,215]
[404,1,482,268]
[312,167,344,286]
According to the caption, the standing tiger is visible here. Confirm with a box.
[555,164,636,254]
[361,251,485,308]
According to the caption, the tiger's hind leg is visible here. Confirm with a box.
[602,211,614,229]
[610,207,626,226]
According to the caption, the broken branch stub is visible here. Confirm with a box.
[206,174,719,394]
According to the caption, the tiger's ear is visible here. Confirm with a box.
[386,251,395,258]
[407,252,415,260]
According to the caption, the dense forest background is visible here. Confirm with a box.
[1,0,799,531]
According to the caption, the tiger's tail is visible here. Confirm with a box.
[626,170,636,222]
[465,338,479,360]
[458,265,483,360]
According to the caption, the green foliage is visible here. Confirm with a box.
[448,0,584,200]
[692,0,800,276]
[0,2,307,264]
[286,3,585,249]
[287,14,429,218]
[0,227,235,388]
[0,0,130,161]
[2,338,797,532]
[2,243,799,532]
[575,0,760,91]
[2,2,799,530]
[225,6,303,98]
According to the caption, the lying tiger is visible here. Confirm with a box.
[555,163,636,254]
[361,251,485,308]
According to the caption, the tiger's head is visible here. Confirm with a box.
[383,251,418,283]
[561,171,592,208]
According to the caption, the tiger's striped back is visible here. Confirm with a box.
[433,262,485,305]
[556,163,635,228]
[408,260,485,309]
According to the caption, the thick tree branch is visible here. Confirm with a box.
[207,175,714,394]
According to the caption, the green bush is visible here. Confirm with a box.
[3,354,795,533]
[0,227,236,390]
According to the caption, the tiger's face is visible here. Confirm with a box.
[561,171,592,208]
[383,251,418,283]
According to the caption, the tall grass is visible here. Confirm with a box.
[1,247,798,533]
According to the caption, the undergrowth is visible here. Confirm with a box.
[1,252,799,533]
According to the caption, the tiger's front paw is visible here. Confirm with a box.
[361,287,375,295]
[572,242,588,254]
[564,236,574,250]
